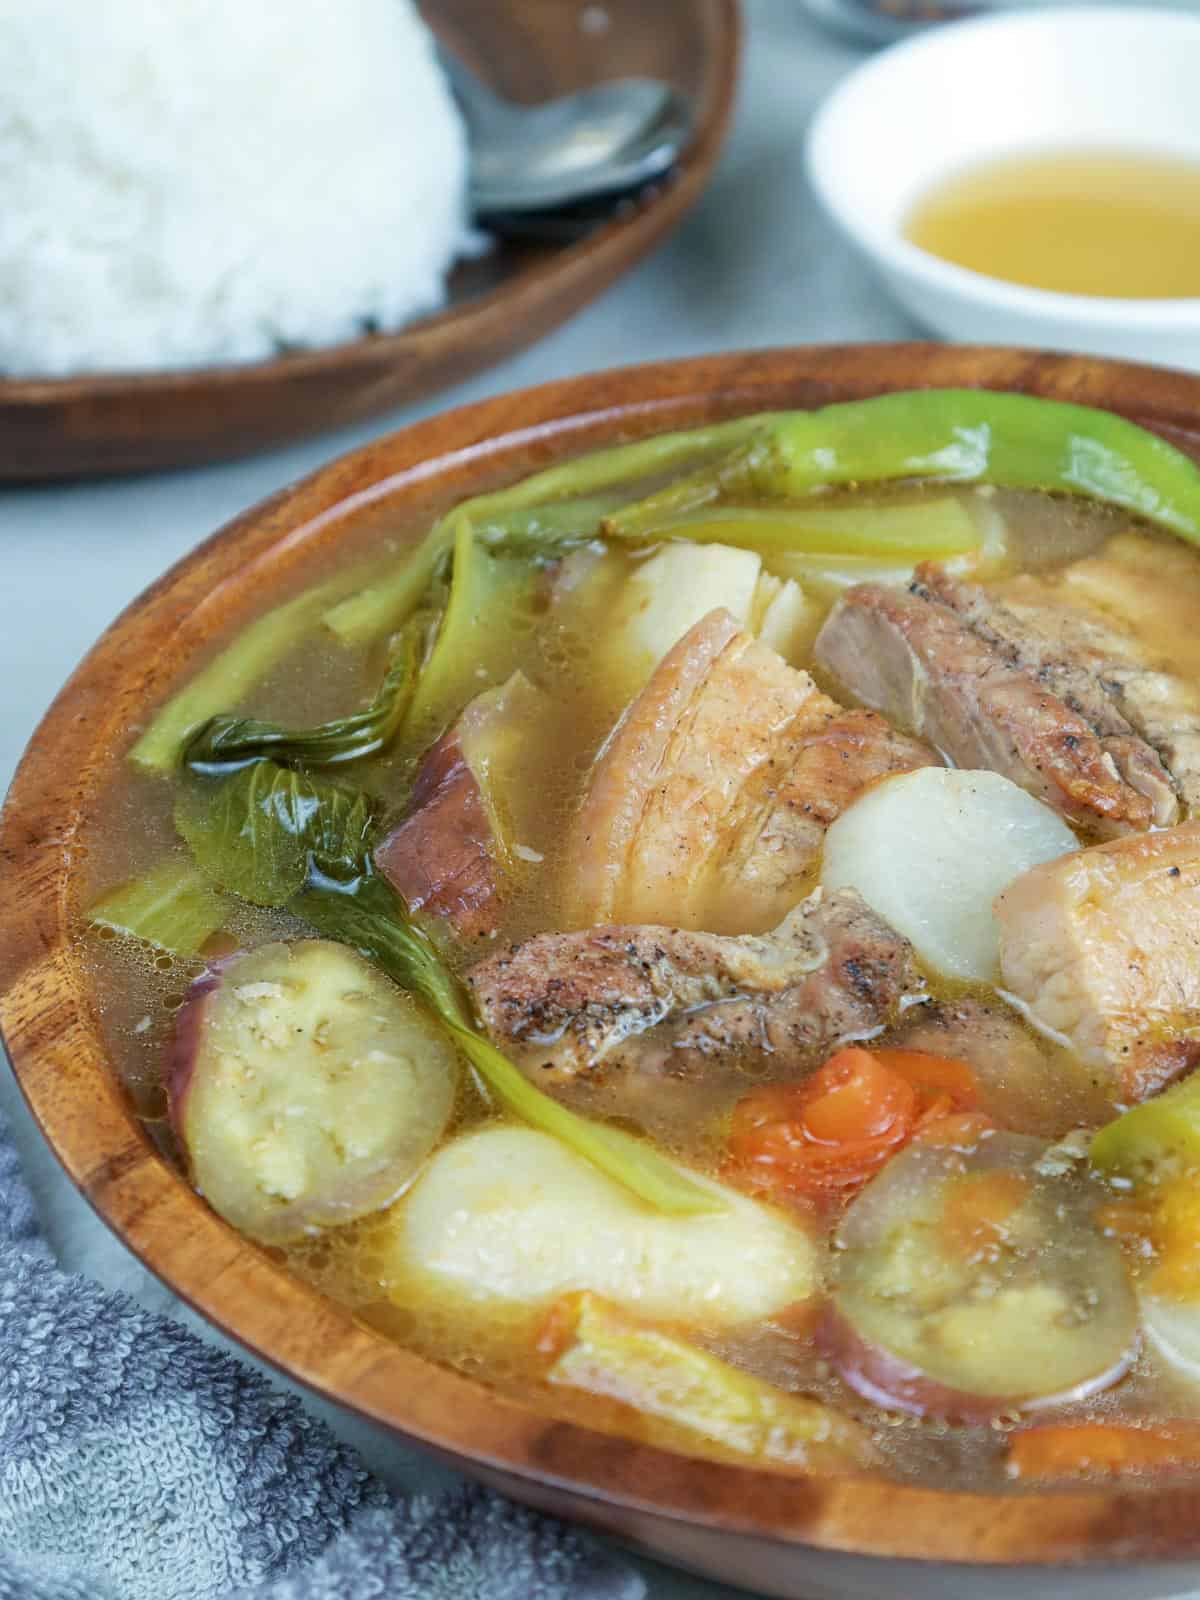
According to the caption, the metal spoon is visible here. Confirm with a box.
[438,47,693,220]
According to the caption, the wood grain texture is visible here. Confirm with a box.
[0,0,738,481]
[8,346,1200,1595]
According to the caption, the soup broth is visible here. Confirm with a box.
[74,397,1200,1492]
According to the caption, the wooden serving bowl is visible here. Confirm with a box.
[0,0,738,481]
[7,346,1200,1600]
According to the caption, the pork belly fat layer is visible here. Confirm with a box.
[568,607,937,935]
[996,821,1200,1104]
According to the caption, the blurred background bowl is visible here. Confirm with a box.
[794,0,1189,48]
[806,7,1200,369]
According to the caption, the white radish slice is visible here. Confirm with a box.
[168,940,456,1244]
[1141,1292,1200,1385]
[609,542,762,688]
[821,767,1078,981]
[824,1132,1137,1420]
[751,573,821,663]
[391,1125,817,1327]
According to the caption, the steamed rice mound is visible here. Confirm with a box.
[0,0,473,375]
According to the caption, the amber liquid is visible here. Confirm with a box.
[906,148,1200,299]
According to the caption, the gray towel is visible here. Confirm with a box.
[0,1109,644,1600]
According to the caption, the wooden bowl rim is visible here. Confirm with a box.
[9,343,1200,1569]
[0,0,739,480]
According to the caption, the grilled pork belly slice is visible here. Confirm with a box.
[990,534,1200,814]
[995,822,1200,1104]
[915,565,1179,827]
[567,607,937,934]
[813,582,1158,837]
[467,886,925,1082]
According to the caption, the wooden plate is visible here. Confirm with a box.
[8,346,1200,1598]
[0,0,738,482]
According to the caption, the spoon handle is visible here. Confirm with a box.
[435,43,516,131]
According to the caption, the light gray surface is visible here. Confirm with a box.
[0,6,915,1597]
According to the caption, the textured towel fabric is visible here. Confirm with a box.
[0,1108,643,1600]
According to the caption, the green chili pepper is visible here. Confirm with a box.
[1090,1072,1200,1187]
[605,390,1200,541]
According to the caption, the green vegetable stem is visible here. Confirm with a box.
[130,585,340,777]
[87,859,229,957]
[183,609,434,777]
[297,875,719,1216]
[635,497,980,559]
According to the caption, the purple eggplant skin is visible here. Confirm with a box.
[165,955,237,1152]
[816,1303,1134,1424]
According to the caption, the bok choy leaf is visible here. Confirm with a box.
[87,859,229,957]
[184,609,434,778]
[320,416,766,648]
[175,763,376,907]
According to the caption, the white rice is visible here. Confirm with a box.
[0,0,474,375]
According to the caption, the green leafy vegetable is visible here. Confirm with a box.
[130,579,346,777]
[469,492,626,551]
[321,416,765,648]
[176,760,717,1215]
[405,521,539,738]
[87,859,229,957]
[140,391,1200,776]
[175,763,375,907]
[184,610,432,777]
[602,438,768,536]
[321,538,452,652]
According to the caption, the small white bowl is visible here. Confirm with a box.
[806,7,1200,370]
